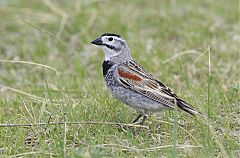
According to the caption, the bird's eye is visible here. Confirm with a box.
[108,37,113,41]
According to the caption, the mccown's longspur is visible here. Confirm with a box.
[91,33,204,125]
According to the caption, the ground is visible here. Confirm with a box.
[0,0,239,157]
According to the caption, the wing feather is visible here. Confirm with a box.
[115,60,203,116]
[116,61,176,109]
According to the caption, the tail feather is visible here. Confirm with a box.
[177,99,206,117]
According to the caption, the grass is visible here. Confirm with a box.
[0,0,239,157]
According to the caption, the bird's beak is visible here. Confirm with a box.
[91,37,103,46]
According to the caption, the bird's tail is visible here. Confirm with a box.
[177,99,206,118]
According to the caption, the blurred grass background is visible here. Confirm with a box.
[0,0,239,157]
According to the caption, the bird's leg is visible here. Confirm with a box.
[132,114,142,123]
[139,115,147,125]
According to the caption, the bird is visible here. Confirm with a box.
[91,33,204,125]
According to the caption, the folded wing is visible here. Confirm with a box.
[116,60,203,116]
[116,60,177,109]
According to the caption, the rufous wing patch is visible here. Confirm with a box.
[118,68,142,81]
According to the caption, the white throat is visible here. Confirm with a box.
[102,47,120,61]
[104,52,111,61]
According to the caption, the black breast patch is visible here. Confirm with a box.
[102,60,114,77]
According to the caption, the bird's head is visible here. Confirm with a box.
[91,33,131,62]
